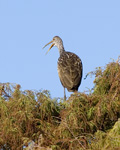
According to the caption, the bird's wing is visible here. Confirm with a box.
[57,52,82,91]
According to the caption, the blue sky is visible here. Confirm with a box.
[0,0,120,99]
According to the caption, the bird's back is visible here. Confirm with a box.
[57,51,82,92]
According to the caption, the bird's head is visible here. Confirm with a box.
[43,36,63,54]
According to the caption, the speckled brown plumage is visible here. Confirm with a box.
[43,36,83,100]
[58,51,82,92]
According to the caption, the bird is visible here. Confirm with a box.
[43,36,83,100]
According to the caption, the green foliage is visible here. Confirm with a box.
[89,119,120,150]
[0,85,60,149]
[0,57,120,149]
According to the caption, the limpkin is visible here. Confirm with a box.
[43,36,83,100]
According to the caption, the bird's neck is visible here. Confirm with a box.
[57,45,65,55]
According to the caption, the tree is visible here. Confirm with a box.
[0,57,120,150]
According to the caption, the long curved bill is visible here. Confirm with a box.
[42,40,54,55]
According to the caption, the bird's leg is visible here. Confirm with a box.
[64,87,66,101]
